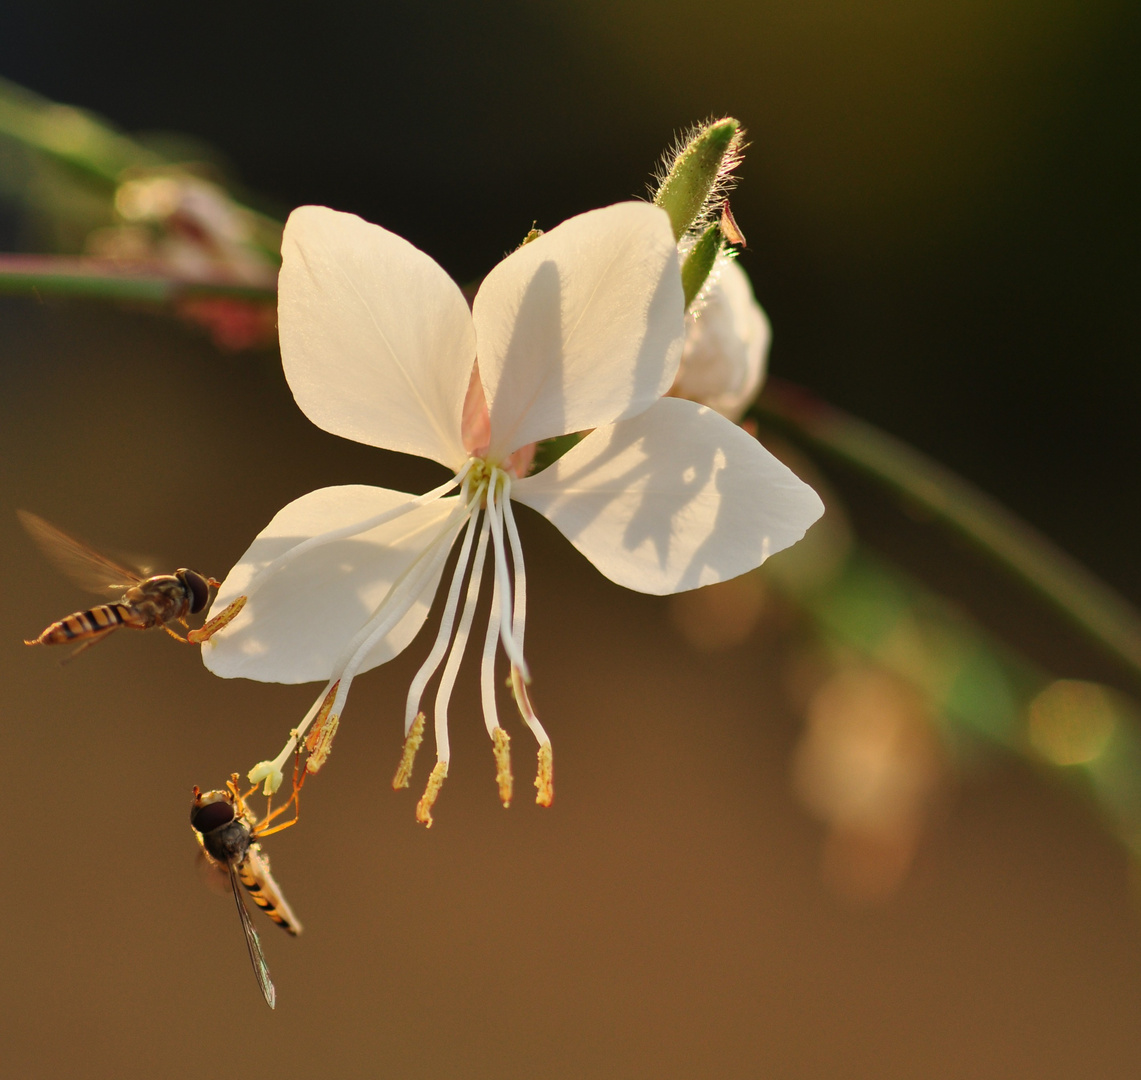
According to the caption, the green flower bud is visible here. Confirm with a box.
[653,118,743,241]
[681,223,722,309]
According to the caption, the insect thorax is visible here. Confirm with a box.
[201,819,252,865]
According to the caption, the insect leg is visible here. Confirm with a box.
[256,757,306,839]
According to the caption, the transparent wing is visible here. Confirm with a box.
[17,510,145,595]
[195,847,233,898]
[228,862,276,1009]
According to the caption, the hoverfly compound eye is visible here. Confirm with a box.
[180,569,211,614]
[191,793,236,833]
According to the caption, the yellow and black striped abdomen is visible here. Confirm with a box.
[238,847,303,936]
[27,602,135,645]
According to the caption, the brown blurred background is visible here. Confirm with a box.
[2,1,1141,1077]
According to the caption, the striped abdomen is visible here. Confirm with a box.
[28,602,147,645]
[238,846,303,936]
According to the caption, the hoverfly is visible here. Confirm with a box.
[19,510,245,658]
[191,777,303,1009]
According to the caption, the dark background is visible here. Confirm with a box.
[1,2,1140,1077]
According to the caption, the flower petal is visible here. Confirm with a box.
[512,398,824,594]
[673,258,770,421]
[473,202,685,459]
[279,206,474,469]
[203,485,466,683]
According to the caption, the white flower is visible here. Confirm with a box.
[672,257,770,421]
[203,202,823,822]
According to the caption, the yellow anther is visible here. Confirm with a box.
[302,681,340,774]
[492,726,513,807]
[535,743,553,807]
[188,594,247,644]
[393,712,426,790]
[415,761,448,827]
[305,714,339,774]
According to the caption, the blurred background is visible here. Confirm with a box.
[1,1,1140,1076]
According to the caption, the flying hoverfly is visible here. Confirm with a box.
[18,510,245,658]
[191,778,303,1009]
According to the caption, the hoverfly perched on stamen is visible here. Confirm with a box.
[18,510,246,659]
[191,773,304,1009]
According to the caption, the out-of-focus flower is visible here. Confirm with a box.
[203,202,823,824]
[90,173,277,283]
[793,664,946,901]
[670,258,770,421]
[86,171,280,349]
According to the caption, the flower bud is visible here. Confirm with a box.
[653,118,743,241]
[671,259,770,421]
[681,223,721,309]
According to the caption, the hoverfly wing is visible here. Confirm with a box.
[17,510,144,596]
[227,861,276,1009]
[196,846,233,898]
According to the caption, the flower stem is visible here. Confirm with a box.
[754,378,1141,686]
[0,75,161,186]
[0,254,276,305]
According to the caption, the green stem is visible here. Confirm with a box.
[0,76,162,186]
[0,255,276,305]
[755,378,1141,685]
[0,77,285,262]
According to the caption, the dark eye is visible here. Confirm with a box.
[179,570,211,614]
[191,797,235,833]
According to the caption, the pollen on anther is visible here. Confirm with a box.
[306,714,339,774]
[305,682,341,774]
[393,712,426,790]
[492,726,513,807]
[188,594,248,644]
[415,761,448,827]
[535,743,554,807]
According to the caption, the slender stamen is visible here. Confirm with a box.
[501,492,550,779]
[510,664,553,805]
[252,676,337,791]
[242,464,473,597]
[510,665,551,748]
[431,509,492,766]
[486,471,530,680]
[403,482,486,734]
[501,492,529,664]
[479,535,504,739]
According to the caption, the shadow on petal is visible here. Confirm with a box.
[514,399,822,594]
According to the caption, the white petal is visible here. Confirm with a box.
[512,398,824,594]
[673,259,770,421]
[279,206,474,469]
[203,485,466,683]
[473,202,684,458]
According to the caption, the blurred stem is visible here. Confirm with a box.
[755,378,1141,685]
[0,75,162,186]
[772,536,1141,862]
[0,77,285,260]
[0,255,276,304]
